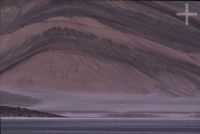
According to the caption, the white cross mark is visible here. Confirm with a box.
[176,3,198,25]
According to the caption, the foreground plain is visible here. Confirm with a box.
[1,118,200,134]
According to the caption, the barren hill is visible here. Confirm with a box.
[0,0,200,116]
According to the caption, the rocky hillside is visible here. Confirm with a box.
[0,0,200,114]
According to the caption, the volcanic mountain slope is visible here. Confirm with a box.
[0,0,200,114]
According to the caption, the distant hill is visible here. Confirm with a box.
[0,106,64,117]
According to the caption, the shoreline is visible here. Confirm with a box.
[1,117,200,121]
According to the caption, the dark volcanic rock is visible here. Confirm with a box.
[0,106,63,117]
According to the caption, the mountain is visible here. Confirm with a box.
[0,0,200,116]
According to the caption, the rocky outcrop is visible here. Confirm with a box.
[0,106,63,117]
